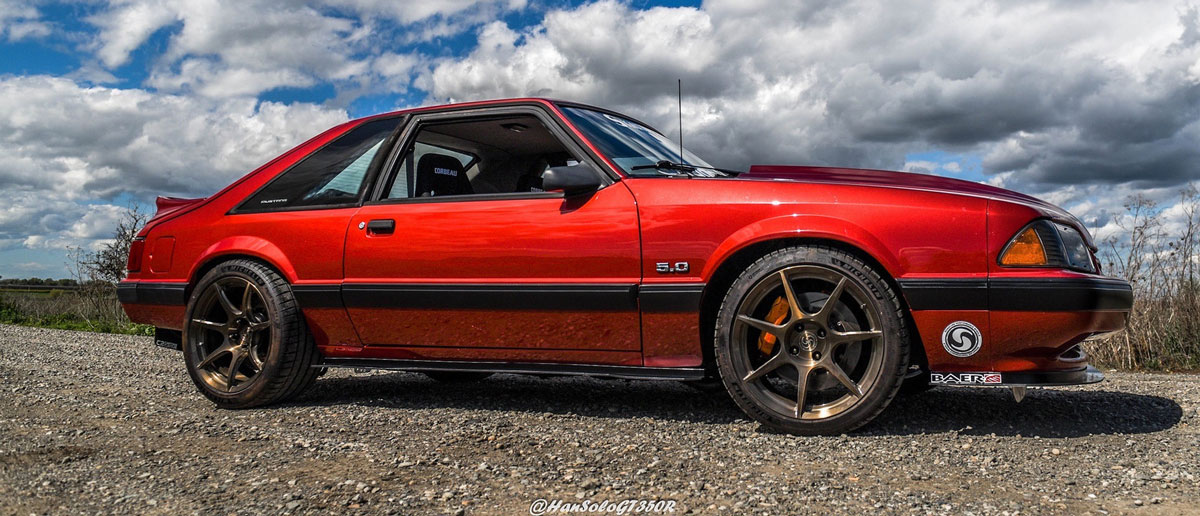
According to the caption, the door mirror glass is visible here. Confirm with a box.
[542,163,601,196]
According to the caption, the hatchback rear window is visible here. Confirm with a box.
[239,117,401,212]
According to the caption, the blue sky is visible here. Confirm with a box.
[0,0,1196,279]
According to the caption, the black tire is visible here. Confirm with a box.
[714,245,909,435]
[422,371,493,383]
[182,259,320,408]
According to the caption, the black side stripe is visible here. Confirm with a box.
[340,284,639,311]
[899,277,1132,311]
[639,284,705,313]
[987,278,1133,311]
[291,284,342,308]
[895,279,988,311]
[293,282,707,312]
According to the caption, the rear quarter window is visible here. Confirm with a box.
[239,117,401,212]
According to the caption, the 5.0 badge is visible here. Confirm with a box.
[655,262,689,274]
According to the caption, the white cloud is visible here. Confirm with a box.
[325,0,526,25]
[0,75,348,253]
[424,0,1200,195]
[0,0,52,41]
[86,0,529,98]
[89,0,177,68]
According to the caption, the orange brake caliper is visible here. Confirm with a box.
[757,297,791,355]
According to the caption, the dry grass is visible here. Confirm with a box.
[0,288,152,335]
[1087,185,1200,371]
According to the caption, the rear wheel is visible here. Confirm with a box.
[715,246,909,435]
[183,259,319,408]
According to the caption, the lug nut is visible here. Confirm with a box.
[813,352,822,360]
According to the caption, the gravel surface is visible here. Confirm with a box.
[1,323,1198,515]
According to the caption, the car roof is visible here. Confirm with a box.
[350,97,660,134]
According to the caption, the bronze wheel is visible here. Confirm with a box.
[183,259,320,408]
[715,246,909,435]
[188,277,271,393]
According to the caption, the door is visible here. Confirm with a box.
[342,108,642,360]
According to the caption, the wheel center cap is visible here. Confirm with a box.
[798,331,819,352]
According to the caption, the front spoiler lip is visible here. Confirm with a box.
[930,365,1104,387]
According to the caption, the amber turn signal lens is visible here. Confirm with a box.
[1000,227,1047,266]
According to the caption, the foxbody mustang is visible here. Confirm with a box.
[119,98,1131,434]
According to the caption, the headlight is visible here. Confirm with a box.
[999,220,1096,273]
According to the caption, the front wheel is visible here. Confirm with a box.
[183,259,320,408]
[714,246,909,435]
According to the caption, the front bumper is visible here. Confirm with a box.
[900,275,1132,374]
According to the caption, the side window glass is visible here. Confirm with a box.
[386,115,579,199]
[241,117,400,211]
[387,142,472,199]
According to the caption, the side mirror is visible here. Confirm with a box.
[542,163,601,196]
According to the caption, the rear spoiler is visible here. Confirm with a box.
[153,196,205,221]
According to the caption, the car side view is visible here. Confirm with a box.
[119,98,1132,435]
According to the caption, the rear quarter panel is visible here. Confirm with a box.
[123,120,363,342]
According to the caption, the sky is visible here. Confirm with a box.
[0,0,1198,279]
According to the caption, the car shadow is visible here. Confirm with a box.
[289,372,1182,438]
[866,385,1183,437]
[293,371,747,425]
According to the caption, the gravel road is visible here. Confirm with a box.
[1,324,1197,515]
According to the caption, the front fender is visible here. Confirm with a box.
[702,214,903,281]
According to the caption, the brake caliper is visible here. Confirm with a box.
[757,296,791,355]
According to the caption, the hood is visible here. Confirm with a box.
[745,165,1070,218]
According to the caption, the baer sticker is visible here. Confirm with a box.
[941,320,982,358]
[930,372,1002,385]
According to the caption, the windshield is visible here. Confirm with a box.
[560,106,718,177]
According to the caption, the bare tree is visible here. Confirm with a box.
[1093,184,1200,370]
[65,205,150,325]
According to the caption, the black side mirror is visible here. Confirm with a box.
[542,163,601,196]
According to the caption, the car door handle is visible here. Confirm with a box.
[366,219,395,235]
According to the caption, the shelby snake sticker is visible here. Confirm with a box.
[941,321,982,358]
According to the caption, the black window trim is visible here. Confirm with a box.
[228,113,410,215]
[366,105,618,206]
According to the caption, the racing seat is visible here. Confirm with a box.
[416,153,472,197]
[516,157,550,193]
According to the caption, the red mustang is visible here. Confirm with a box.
[119,98,1131,435]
